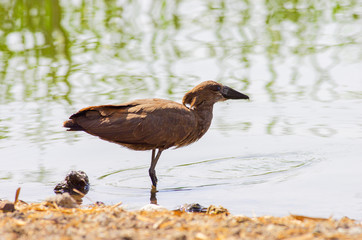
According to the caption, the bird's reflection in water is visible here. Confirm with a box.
[150,186,158,204]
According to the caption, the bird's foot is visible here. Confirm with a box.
[150,186,158,204]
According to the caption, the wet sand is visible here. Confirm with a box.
[1,197,361,240]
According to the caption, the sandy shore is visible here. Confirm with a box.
[0,195,361,240]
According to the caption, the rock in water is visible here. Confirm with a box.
[54,170,90,203]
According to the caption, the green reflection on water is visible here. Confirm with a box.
[0,0,360,101]
[0,0,72,104]
[0,0,361,143]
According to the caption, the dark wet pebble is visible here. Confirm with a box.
[175,203,207,213]
[54,170,90,201]
[0,200,15,212]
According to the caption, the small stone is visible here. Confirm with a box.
[175,203,207,213]
[46,193,78,208]
[0,200,15,212]
[206,205,229,215]
[54,170,90,203]
[140,204,168,211]
[195,232,208,240]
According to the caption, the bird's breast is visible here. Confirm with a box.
[175,108,213,148]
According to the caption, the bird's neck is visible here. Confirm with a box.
[192,104,214,136]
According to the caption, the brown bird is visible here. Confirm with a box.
[63,81,249,187]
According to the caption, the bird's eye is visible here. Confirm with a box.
[210,85,221,91]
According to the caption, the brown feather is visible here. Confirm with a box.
[67,99,201,150]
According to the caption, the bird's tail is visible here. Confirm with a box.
[63,119,84,131]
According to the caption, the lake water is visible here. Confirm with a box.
[1,0,362,219]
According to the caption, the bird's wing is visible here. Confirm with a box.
[70,104,140,143]
[69,99,197,149]
[132,103,197,148]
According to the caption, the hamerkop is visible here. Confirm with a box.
[64,81,249,187]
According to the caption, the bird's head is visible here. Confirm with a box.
[182,81,249,109]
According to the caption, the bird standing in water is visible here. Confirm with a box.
[64,81,249,188]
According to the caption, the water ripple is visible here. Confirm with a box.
[163,152,318,189]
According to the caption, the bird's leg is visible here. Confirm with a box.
[149,149,163,188]
[150,187,157,205]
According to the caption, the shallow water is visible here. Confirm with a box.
[1,0,362,219]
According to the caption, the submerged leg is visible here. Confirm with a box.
[150,187,157,204]
[149,149,163,187]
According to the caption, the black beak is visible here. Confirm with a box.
[221,86,249,100]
